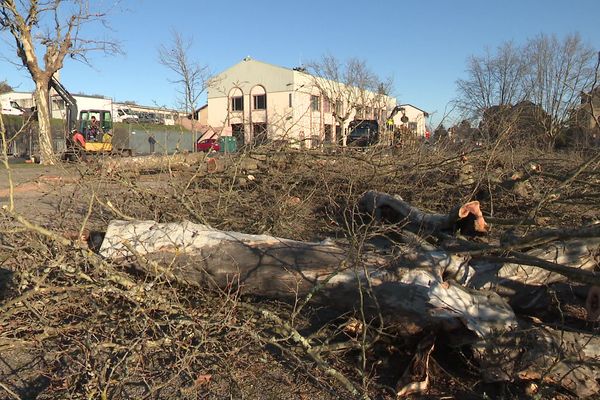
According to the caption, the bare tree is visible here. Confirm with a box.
[0,0,120,164]
[455,42,528,119]
[158,30,211,144]
[524,33,596,147]
[456,33,596,147]
[306,55,390,146]
[0,79,12,93]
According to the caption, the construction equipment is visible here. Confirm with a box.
[347,106,406,146]
[48,76,131,161]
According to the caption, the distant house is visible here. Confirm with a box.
[578,87,600,130]
[392,104,430,138]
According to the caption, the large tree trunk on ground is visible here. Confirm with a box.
[468,238,600,308]
[98,220,517,339]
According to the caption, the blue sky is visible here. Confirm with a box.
[2,0,599,126]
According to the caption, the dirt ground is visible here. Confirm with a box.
[0,162,77,216]
[0,147,599,400]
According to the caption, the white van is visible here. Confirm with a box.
[113,107,139,123]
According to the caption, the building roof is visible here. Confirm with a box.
[399,103,429,117]
[218,56,302,77]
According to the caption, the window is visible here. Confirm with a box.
[335,101,343,115]
[408,122,417,132]
[231,96,244,111]
[253,94,266,110]
[311,95,320,112]
[323,98,331,113]
[355,107,364,118]
[365,107,372,118]
[52,98,65,110]
[288,93,292,107]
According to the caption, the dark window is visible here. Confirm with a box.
[253,123,268,145]
[253,94,266,110]
[323,98,331,113]
[324,124,333,144]
[311,95,320,112]
[231,96,244,111]
[289,93,292,107]
[408,122,417,132]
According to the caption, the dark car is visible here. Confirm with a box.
[347,120,379,146]
[196,138,220,152]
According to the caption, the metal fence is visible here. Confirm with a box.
[119,127,197,155]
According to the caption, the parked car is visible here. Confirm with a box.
[136,112,151,123]
[196,138,220,152]
[347,120,379,146]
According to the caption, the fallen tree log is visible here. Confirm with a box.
[467,238,600,308]
[466,322,600,397]
[98,220,517,339]
[101,152,206,174]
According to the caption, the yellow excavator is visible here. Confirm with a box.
[48,76,130,161]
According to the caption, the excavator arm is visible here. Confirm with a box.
[49,75,78,134]
[387,105,406,122]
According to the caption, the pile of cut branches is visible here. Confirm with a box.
[1,142,599,399]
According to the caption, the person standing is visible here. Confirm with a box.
[148,135,156,153]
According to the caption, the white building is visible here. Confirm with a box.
[50,93,112,120]
[0,91,35,115]
[392,104,430,138]
[207,57,429,147]
[2,88,179,126]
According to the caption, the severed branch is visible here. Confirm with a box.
[359,190,488,236]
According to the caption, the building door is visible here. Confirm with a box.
[232,124,245,148]
[253,123,267,145]
[324,124,333,144]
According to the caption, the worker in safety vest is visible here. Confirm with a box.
[102,131,113,143]
[72,128,86,148]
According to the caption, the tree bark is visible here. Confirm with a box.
[101,152,206,174]
[33,81,56,165]
[98,220,517,339]
[359,190,488,235]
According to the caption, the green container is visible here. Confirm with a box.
[219,136,237,153]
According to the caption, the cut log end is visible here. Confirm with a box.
[458,201,488,233]
[586,286,600,321]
